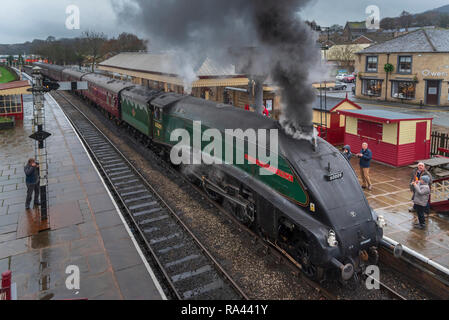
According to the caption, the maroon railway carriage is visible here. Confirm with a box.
[82,73,134,120]
[61,69,88,82]
[61,69,91,95]
[34,62,66,81]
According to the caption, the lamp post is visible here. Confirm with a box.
[29,67,51,227]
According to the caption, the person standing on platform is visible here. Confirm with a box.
[356,142,373,191]
[409,162,432,213]
[342,145,352,162]
[411,175,431,230]
[262,106,270,117]
[24,158,40,210]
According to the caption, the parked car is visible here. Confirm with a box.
[330,82,347,91]
[342,74,356,83]
[336,74,347,81]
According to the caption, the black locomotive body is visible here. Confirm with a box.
[33,62,385,281]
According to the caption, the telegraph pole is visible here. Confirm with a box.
[29,67,51,227]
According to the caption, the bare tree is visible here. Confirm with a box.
[102,33,148,55]
[82,31,107,71]
[399,11,413,30]
[328,45,359,72]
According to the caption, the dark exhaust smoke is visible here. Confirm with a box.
[111,0,323,140]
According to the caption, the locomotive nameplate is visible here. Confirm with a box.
[325,172,344,181]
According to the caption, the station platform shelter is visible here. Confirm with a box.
[338,109,433,167]
[0,80,31,121]
[98,53,280,117]
[312,95,362,146]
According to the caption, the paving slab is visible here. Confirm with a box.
[0,95,164,300]
[350,157,449,269]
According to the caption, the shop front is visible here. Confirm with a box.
[355,29,449,107]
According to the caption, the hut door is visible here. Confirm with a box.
[416,122,428,160]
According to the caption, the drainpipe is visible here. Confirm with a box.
[385,53,390,102]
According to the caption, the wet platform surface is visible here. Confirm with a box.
[0,95,164,300]
[351,158,449,269]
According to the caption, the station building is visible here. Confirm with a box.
[0,80,31,120]
[98,53,280,117]
[355,29,449,106]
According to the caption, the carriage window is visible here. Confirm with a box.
[154,108,162,121]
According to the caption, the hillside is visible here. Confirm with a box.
[380,6,449,30]
[0,39,45,55]
[430,4,449,14]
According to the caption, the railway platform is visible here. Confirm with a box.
[0,95,166,300]
[352,158,449,270]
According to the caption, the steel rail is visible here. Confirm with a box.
[57,91,424,301]
[52,91,249,301]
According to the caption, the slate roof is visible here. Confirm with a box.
[312,96,349,111]
[99,53,179,75]
[99,53,241,78]
[312,96,362,112]
[196,57,238,77]
[338,109,433,122]
[0,80,30,91]
[346,22,367,30]
[359,29,449,54]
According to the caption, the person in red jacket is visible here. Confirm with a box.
[245,104,250,111]
[263,106,269,117]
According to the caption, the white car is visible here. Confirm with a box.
[336,74,347,81]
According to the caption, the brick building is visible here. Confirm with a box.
[355,29,449,106]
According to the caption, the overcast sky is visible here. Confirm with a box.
[0,0,447,44]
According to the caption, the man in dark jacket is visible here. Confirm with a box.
[24,158,40,210]
[356,142,373,190]
[342,145,352,162]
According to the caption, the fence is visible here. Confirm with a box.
[431,131,449,157]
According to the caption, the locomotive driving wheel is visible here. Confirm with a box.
[297,244,324,281]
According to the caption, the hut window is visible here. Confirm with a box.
[0,95,22,114]
[392,81,415,99]
[362,79,382,97]
[357,120,382,140]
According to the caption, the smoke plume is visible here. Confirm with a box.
[111,0,323,139]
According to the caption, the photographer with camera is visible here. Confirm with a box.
[24,158,40,210]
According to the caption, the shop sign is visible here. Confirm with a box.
[422,69,449,77]
[428,88,438,95]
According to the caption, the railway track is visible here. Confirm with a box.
[189,182,408,300]
[52,91,429,301]
[51,92,248,301]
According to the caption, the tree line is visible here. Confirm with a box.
[34,31,148,70]
[380,10,449,30]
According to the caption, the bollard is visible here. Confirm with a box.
[1,271,12,300]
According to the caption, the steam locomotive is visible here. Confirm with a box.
[33,62,386,281]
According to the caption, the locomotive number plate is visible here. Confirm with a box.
[325,172,344,181]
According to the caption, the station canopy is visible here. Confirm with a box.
[0,80,31,96]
